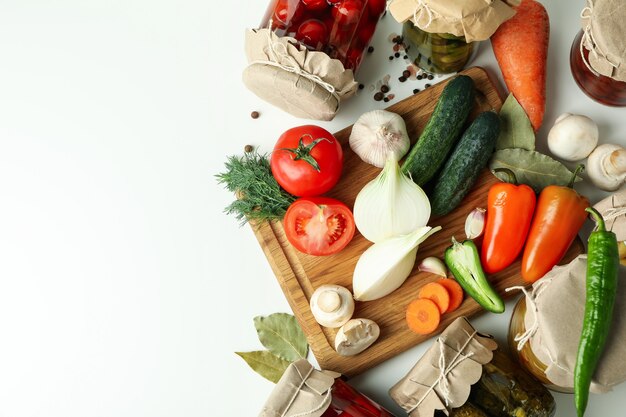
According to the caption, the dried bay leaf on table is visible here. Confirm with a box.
[496,94,535,151]
[235,351,292,383]
[254,313,308,362]
[490,149,580,193]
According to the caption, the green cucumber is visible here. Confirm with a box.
[430,111,500,216]
[401,75,475,185]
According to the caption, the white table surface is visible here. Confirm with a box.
[0,0,625,416]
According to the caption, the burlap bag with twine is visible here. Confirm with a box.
[389,317,498,417]
[510,255,626,393]
[388,0,520,42]
[579,0,626,82]
[243,29,358,121]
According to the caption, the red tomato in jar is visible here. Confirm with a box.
[270,125,343,197]
[284,197,355,256]
[301,0,328,11]
[296,19,328,48]
[367,0,386,16]
[345,47,363,70]
[331,0,365,26]
[273,0,304,26]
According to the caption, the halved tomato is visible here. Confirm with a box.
[284,197,355,256]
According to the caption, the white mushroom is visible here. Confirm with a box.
[587,144,626,191]
[310,285,354,328]
[547,113,599,162]
[334,319,380,356]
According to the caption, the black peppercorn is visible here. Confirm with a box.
[402,70,411,78]
[403,55,408,59]
[250,111,260,119]
[417,75,423,80]
[367,46,374,53]
[427,74,434,80]
[374,92,384,101]
[398,76,406,82]
[244,144,254,153]
[381,85,390,93]
[394,52,400,58]
[389,56,394,60]
[425,83,432,88]
[413,89,420,94]
[383,97,389,102]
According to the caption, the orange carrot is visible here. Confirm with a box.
[418,282,450,314]
[406,298,441,335]
[438,278,464,313]
[491,0,549,131]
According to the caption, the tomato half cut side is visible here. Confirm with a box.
[284,197,355,256]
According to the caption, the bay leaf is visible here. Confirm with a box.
[235,351,291,383]
[496,94,535,151]
[489,149,581,193]
[254,313,308,362]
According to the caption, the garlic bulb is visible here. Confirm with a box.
[354,157,431,243]
[547,113,598,162]
[334,319,380,356]
[310,285,355,328]
[587,144,626,191]
[349,110,410,167]
[353,226,442,301]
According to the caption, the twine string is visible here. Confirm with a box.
[250,22,339,100]
[579,0,619,76]
[412,0,437,28]
[407,330,477,413]
[505,279,552,351]
[280,365,333,417]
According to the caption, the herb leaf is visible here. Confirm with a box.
[254,313,308,362]
[490,149,581,193]
[235,351,291,383]
[216,151,295,225]
[496,94,535,151]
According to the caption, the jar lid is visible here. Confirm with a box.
[242,29,358,121]
[388,0,518,42]
[516,256,626,392]
[581,0,626,82]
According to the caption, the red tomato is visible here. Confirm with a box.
[284,197,355,256]
[273,0,303,25]
[331,0,365,26]
[271,125,343,197]
[367,0,386,17]
[296,19,328,48]
[301,0,328,11]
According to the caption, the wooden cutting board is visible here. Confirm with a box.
[250,67,583,377]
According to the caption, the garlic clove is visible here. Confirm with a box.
[349,110,410,168]
[334,318,380,356]
[310,285,354,328]
[588,144,626,191]
[465,207,486,240]
[418,257,447,277]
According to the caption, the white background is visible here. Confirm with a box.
[0,0,625,416]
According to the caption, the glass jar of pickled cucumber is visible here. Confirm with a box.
[402,20,476,74]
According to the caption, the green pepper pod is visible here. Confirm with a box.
[574,207,619,417]
[444,238,505,314]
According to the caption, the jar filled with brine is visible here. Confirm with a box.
[243,0,385,121]
[259,360,396,417]
[570,0,626,106]
[388,0,517,74]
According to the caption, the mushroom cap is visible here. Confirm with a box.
[310,285,354,328]
[547,113,599,162]
[588,144,626,191]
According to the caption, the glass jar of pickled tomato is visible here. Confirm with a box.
[569,0,626,106]
[260,0,386,71]
[322,378,395,417]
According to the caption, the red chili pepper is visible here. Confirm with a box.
[521,166,590,283]
[481,169,536,274]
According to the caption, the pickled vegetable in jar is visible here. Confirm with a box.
[402,21,475,74]
[570,0,626,106]
[388,0,517,74]
[259,360,397,417]
[261,0,386,71]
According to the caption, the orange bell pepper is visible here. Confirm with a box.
[521,166,589,283]
[481,169,536,274]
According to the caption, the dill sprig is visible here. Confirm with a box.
[216,150,295,225]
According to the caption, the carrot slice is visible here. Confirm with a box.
[438,278,464,313]
[406,298,441,335]
[418,282,450,314]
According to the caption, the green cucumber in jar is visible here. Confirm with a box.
[430,111,500,216]
[401,75,475,185]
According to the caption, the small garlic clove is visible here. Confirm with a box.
[418,256,447,277]
[465,208,486,240]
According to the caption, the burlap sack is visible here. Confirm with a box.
[514,255,626,393]
[388,0,519,42]
[389,317,498,417]
[259,360,339,417]
[580,0,626,82]
[594,189,626,241]
[243,29,358,121]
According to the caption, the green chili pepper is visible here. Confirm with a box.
[444,238,505,314]
[574,207,619,417]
